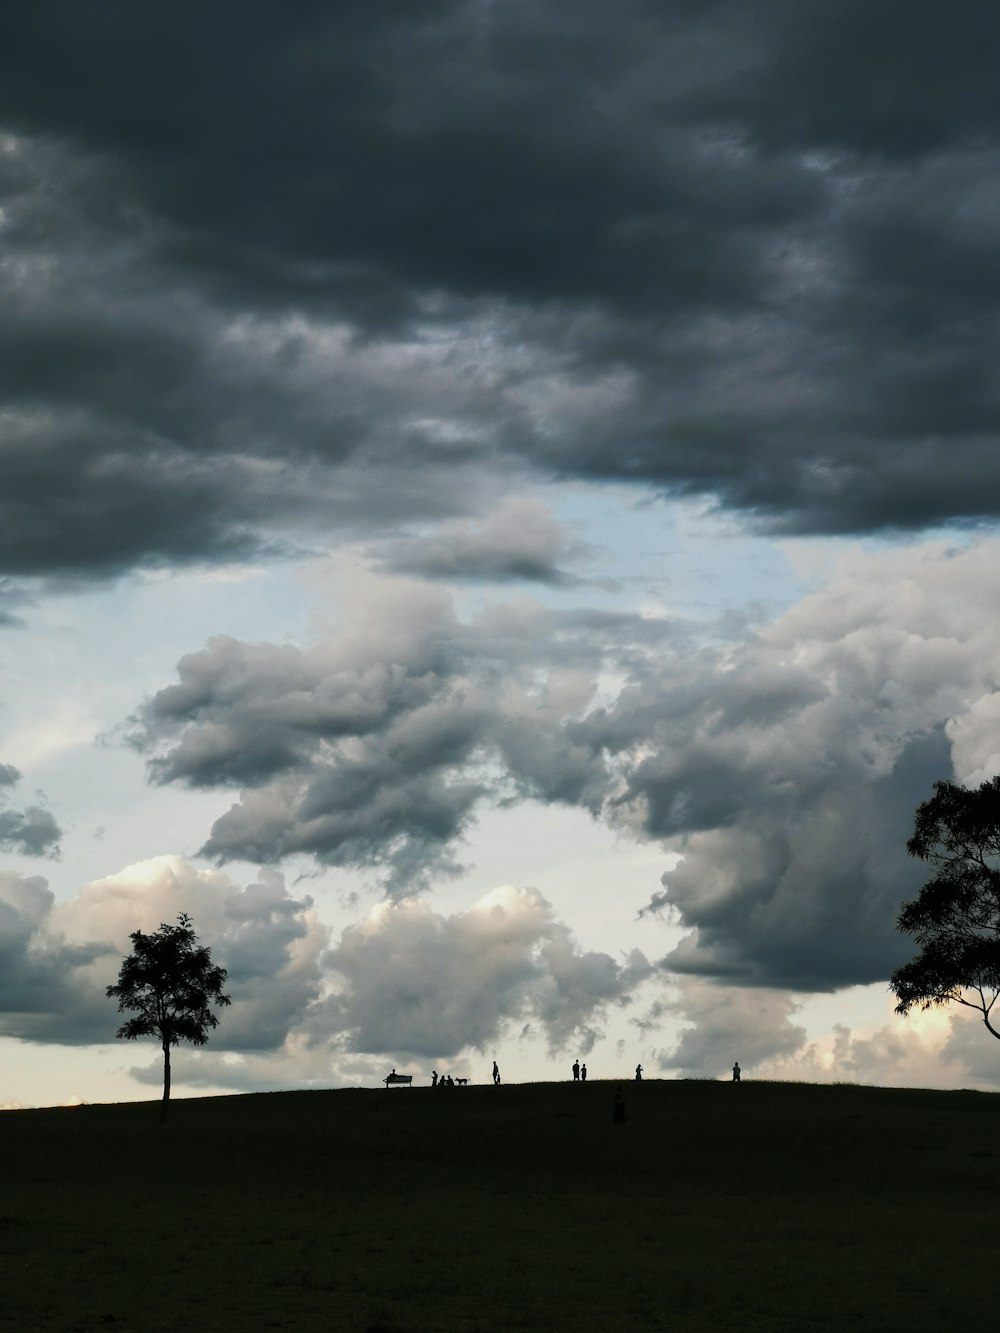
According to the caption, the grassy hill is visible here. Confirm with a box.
[2,1078,996,1331]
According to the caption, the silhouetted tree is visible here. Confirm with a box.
[890,778,1000,1042]
[107,913,230,1121]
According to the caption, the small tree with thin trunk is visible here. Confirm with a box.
[890,777,1000,1042]
[107,913,230,1121]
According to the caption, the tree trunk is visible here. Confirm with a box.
[160,1041,171,1123]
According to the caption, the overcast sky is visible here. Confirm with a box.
[2,1,1000,1106]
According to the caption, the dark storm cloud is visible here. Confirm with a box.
[1,1,792,312]
[0,806,62,858]
[2,3,1000,581]
[0,765,62,856]
[0,134,499,578]
[644,733,944,990]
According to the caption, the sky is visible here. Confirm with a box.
[3,0,1000,1107]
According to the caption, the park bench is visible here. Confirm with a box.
[383,1072,413,1088]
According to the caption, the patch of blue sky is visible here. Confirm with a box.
[0,557,315,902]
[536,482,815,624]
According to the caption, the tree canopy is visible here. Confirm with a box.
[890,777,1000,1041]
[106,913,230,1120]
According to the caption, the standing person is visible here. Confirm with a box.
[572,1059,580,1081]
[732,1061,741,1083]
[581,1063,587,1082]
[635,1064,643,1081]
[431,1070,438,1087]
[492,1060,501,1085]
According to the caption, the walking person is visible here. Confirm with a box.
[493,1060,501,1085]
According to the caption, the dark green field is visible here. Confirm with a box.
[1,1078,996,1331]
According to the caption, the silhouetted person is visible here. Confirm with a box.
[635,1064,643,1081]
[572,1059,580,1081]
[447,1074,455,1087]
[581,1063,587,1082]
[431,1070,438,1087]
[492,1061,501,1085]
[732,1061,741,1083]
[613,1086,625,1123]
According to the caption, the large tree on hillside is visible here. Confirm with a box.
[890,777,1000,1042]
[107,914,230,1121]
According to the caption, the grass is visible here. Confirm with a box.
[1,1078,997,1331]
